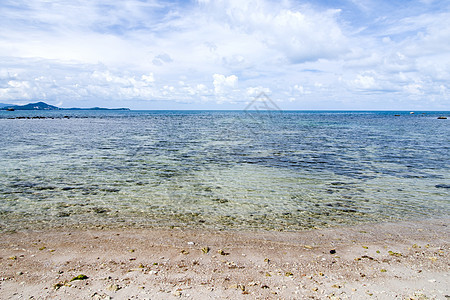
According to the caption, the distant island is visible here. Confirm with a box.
[0,101,130,111]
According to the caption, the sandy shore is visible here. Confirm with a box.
[1,219,448,299]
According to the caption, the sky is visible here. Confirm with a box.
[1,0,450,110]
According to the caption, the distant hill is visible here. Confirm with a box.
[3,102,59,110]
[0,103,14,108]
[1,101,130,111]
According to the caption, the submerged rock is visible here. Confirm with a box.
[435,184,450,189]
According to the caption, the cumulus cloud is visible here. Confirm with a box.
[213,74,238,94]
[197,0,348,63]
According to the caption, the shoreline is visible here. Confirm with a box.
[1,219,449,299]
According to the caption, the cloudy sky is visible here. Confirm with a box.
[1,0,449,110]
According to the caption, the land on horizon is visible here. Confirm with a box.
[0,101,130,111]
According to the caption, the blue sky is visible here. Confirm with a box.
[1,0,449,110]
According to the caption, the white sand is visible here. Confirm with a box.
[1,219,449,299]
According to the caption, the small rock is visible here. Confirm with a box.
[107,284,121,292]
[218,249,229,255]
[330,249,336,254]
[53,282,65,290]
[201,247,210,254]
[361,255,374,260]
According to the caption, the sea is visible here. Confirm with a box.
[0,110,449,232]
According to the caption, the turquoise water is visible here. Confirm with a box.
[0,110,449,231]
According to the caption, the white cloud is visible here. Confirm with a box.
[141,74,155,83]
[403,83,423,95]
[293,84,310,94]
[246,86,271,97]
[352,74,377,90]
[213,74,238,94]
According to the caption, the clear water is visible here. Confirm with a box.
[0,110,449,231]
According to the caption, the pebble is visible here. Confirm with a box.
[107,284,121,292]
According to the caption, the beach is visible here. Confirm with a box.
[1,219,448,299]
[1,111,449,299]
[1,0,450,298]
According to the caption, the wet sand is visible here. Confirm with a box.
[1,219,449,299]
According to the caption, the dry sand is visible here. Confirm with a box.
[0,219,449,299]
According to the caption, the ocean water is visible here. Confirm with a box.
[0,110,449,232]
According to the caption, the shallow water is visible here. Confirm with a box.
[0,110,449,231]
